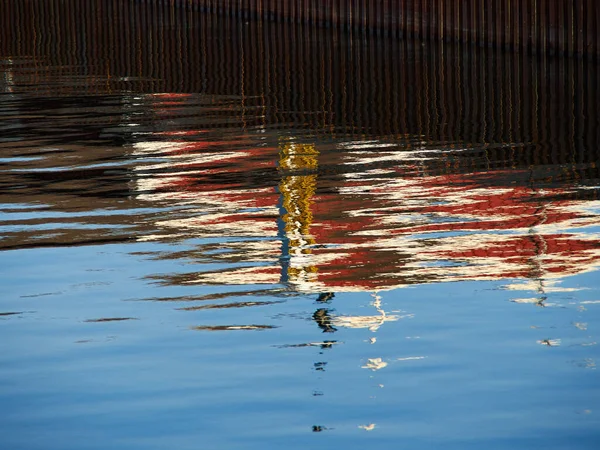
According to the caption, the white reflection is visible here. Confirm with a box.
[362,358,388,371]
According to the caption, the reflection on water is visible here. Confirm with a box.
[1,2,600,449]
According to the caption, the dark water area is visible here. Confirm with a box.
[1,1,600,449]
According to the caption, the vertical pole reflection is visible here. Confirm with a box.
[277,140,319,288]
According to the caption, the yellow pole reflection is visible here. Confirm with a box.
[278,140,319,287]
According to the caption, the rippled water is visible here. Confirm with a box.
[1,2,600,449]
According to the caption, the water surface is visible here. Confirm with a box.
[1,2,600,449]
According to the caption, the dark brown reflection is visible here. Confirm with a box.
[1,0,599,156]
[191,325,278,331]
[177,300,283,311]
[188,0,600,57]
[84,317,138,323]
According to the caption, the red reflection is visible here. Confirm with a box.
[134,96,600,293]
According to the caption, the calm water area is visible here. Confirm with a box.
[1,1,600,449]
